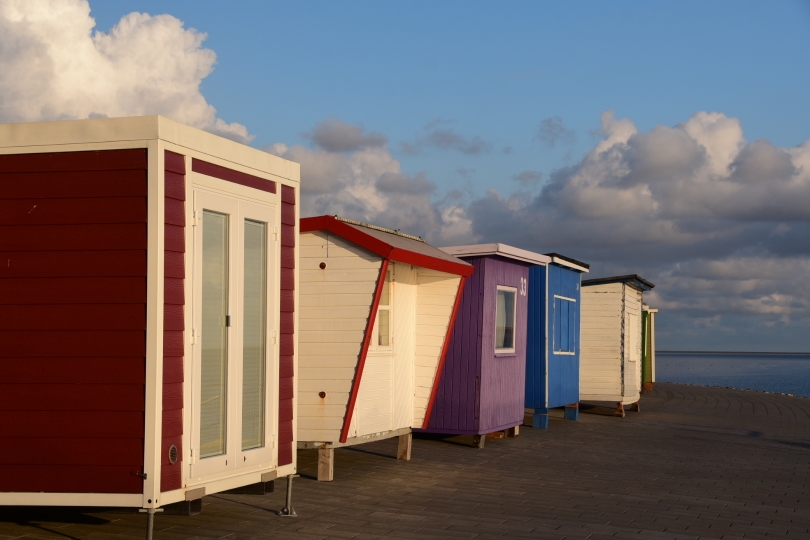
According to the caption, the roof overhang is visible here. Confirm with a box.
[582,274,655,291]
[301,215,473,277]
[543,252,590,273]
[439,243,551,266]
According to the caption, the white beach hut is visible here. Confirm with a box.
[297,216,472,481]
[580,275,655,416]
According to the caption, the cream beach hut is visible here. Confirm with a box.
[298,216,472,480]
[0,116,300,524]
[580,275,655,416]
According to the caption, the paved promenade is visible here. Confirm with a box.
[2,383,809,539]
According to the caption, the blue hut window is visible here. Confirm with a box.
[495,286,517,353]
[553,295,576,354]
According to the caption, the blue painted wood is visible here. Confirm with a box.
[525,263,585,415]
[423,255,529,435]
[532,407,549,429]
[564,406,579,421]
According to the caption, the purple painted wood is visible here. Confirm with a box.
[423,255,529,435]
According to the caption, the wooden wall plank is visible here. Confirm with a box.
[0,149,147,173]
[0,170,146,199]
[1,357,145,384]
[0,330,146,357]
[0,250,146,278]
[0,384,144,411]
[0,223,147,251]
[0,277,146,304]
[0,304,145,330]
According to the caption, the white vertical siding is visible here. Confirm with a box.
[412,269,460,427]
[391,263,416,430]
[298,231,381,443]
[623,287,642,402]
[580,283,624,402]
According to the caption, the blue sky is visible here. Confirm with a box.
[2,1,809,351]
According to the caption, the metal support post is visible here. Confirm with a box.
[139,508,163,540]
[279,474,299,517]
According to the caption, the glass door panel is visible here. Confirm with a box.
[199,210,229,458]
[241,219,267,451]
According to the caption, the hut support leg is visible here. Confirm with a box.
[643,382,654,391]
[317,448,334,482]
[630,401,641,412]
[614,403,626,417]
[507,425,519,437]
[532,408,550,429]
[140,508,162,540]
[279,474,298,517]
[397,433,412,461]
[564,403,579,421]
[472,434,485,449]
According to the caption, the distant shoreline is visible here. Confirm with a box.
[658,350,810,356]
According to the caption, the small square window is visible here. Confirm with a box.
[553,295,577,355]
[495,286,517,352]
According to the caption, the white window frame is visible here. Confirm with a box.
[369,267,394,354]
[495,285,518,354]
[552,294,576,356]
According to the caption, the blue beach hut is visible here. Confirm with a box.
[525,253,590,429]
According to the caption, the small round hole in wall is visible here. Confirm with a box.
[319,262,327,270]
[319,391,327,399]
[168,444,178,465]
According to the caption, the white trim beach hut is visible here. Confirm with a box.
[580,275,655,416]
[298,216,472,480]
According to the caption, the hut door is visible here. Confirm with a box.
[190,189,278,478]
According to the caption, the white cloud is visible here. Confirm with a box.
[0,0,251,142]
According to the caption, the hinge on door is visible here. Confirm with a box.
[191,328,196,345]
[272,331,278,345]
[273,226,279,241]
[192,209,197,226]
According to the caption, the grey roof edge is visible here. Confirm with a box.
[582,274,655,291]
[439,243,551,265]
[543,252,590,273]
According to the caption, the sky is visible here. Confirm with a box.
[1,0,809,352]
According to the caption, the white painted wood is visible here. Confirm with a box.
[392,263,416,431]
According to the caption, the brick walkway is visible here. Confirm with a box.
[2,383,809,539]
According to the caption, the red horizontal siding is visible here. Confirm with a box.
[278,187,295,466]
[1,438,144,465]
[281,185,296,204]
[163,356,184,384]
[281,224,295,247]
[0,384,144,411]
[279,377,294,401]
[279,333,294,357]
[1,358,146,384]
[165,224,185,253]
[281,246,295,269]
[0,197,146,225]
[280,311,294,335]
[0,250,146,278]
[164,304,184,331]
[0,223,147,251]
[279,356,294,379]
[191,159,276,194]
[0,149,147,173]
[0,277,146,304]
[279,400,293,422]
[164,151,186,175]
[281,268,295,291]
[0,330,146,357]
[0,465,143,493]
[162,408,183,438]
[281,202,295,225]
[164,277,185,305]
[1,410,145,438]
[0,170,146,199]
[278,420,294,444]
[162,382,183,410]
[277,445,292,467]
[0,304,145,330]
[163,330,184,357]
[164,197,185,226]
[164,251,184,279]
[160,434,183,493]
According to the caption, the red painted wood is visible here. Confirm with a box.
[164,150,186,175]
[163,356,184,384]
[0,197,146,225]
[0,277,146,304]
[0,223,147,251]
[164,251,184,279]
[280,269,294,292]
[1,358,145,384]
[422,276,467,429]
[280,311,294,335]
[0,410,145,438]
[0,304,145,330]
[165,171,186,201]
[279,377,294,400]
[163,330,184,357]
[281,184,296,204]
[162,408,183,437]
[160,434,183,492]
[281,246,295,269]
[278,420,294,443]
[192,159,277,193]
[0,170,146,199]
[1,438,143,465]
[164,304,184,331]
[0,149,147,173]
[164,277,185,305]
[0,250,146,278]
[279,356,294,379]
[339,259,388,443]
[277,444,292,467]
[280,289,294,312]
[0,465,144,493]
[1,330,145,358]
[278,399,293,422]
[165,224,185,253]
[281,202,295,225]
[164,197,185,226]
[279,333,294,356]
[162,382,183,410]
[281,223,295,247]
[300,216,474,277]
[0,384,144,411]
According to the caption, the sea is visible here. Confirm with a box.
[657,351,810,398]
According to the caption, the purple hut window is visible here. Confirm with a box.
[495,286,516,353]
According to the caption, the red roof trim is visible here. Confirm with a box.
[421,276,466,429]
[339,258,389,444]
[300,216,472,277]
[191,158,277,194]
